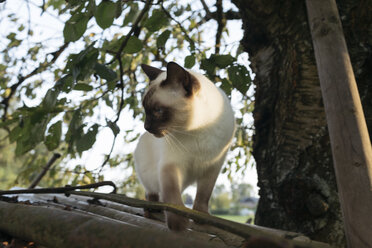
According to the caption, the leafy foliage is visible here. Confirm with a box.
[0,0,253,190]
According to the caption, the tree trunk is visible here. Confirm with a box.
[231,0,371,247]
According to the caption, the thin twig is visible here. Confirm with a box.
[1,42,69,120]
[109,0,151,120]
[214,0,225,54]
[113,56,125,123]
[98,134,118,172]
[116,0,152,56]
[198,0,240,26]
[28,153,61,189]
[0,181,117,195]
[200,0,212,17]
[161,5,197,51]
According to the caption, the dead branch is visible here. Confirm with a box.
[27,193,226,246]
[0,181,116,195]
[68,191,332,248]
[0,187,331,247]
[28,153,61,189]
[0,201,223,248]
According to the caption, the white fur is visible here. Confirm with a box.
[134,70,235,198]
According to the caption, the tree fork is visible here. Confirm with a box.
[306,0,372,247]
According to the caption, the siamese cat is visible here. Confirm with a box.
[134,62,235,231]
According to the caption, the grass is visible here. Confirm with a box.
[214,215,253,223]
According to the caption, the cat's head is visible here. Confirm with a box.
[140,62,200,137]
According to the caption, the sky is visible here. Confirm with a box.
[0,0,259,197]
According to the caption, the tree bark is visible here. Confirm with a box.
[231,0,371,247]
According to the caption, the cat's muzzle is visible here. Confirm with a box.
[145,125,165,138]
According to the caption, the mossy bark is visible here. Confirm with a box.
[231,0,371,247]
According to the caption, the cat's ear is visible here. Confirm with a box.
[164,62,200,97]
[141,64,164,81]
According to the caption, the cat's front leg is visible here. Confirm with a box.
[160,164,189,231]
[144,192,161,219]
[193,163,222,214]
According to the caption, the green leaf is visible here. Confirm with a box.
[66,109,83,153]
[56,74,74,93]
[66,45,99,82]
[115,0,122,18]
[220,78,233,96]
[45,121,62,151]
[213,54,236,68]
[123,36,143,54]
[0,117,18,129]
[200,58,216,77]
[144,9,169,32]
[107,81,117,91]
[76,124,99,153]
[227,65,251,95]
[73,83,93,91]
[103,95,113,107]
[9,125,22,143]
[15,116,49,155]
[156,30,171,48]
[94,63,117,82]
[123,3,139,26]
[184,55,195,69]
[63,13,89,42]
[94,0,116,29]
[42,88,60,111]
[107,120,120,136]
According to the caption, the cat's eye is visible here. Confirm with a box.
[153,107,164,117]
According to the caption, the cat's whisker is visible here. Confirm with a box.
[164,134,184,153]
[167,128,197,137]
[166,132,190,153]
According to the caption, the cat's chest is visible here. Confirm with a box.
[164,133,222,162]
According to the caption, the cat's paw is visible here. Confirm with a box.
[166,212,189,231]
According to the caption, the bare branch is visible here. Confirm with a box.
[98,133,118,172]
[1,42,69,120]
[198,0,240,26]
[28,153,61,189]
[67,191,331,248]
[0,181,117,195]
[117,0,152,56]
[215,0,225,54]
[109,0,152,120]
[161,5,196,51]
[200,0,212,17]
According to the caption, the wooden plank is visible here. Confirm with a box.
[305,0,372,247]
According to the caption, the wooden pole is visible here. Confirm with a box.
[306,0,372,247]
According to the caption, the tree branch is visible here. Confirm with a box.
[1,42,69,121]
[28,153,61,189]
[0,201,222,248]
[67,191,331,248]
[116,0,152,56]
[215,0,225,54]
[198,0,240,26]
[110,0,151,120]
[161,5,196,51]
[0,181,117,195]
[200,0,212,17]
